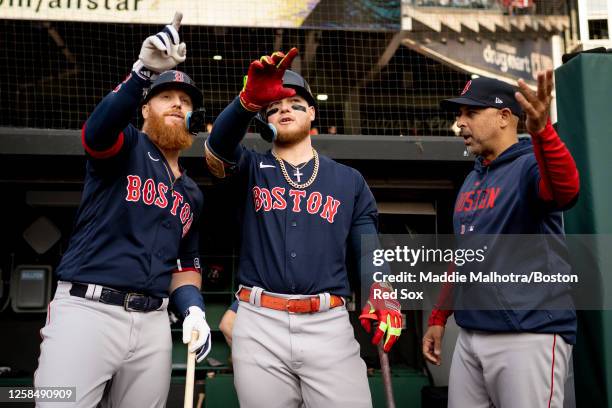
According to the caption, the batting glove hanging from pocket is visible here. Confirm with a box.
[133,11,187,80]
[359,283,403,352]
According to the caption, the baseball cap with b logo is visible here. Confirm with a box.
[440,77,523,117]
[142,70,203,110]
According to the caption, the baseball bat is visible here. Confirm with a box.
[184,330,198,408]
[377,342,396,408]
[196,392,205,408]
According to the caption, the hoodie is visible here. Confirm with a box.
[452,138,577,344]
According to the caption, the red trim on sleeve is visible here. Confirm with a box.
[531,119,580,207]
[172,267,200,274]
[81,122,125,159]
[428,307,453,327]
[428,264,455,327]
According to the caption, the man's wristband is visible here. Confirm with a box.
[170,285,205,317]
[132,60,158,82]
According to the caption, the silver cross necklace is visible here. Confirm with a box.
[287,161,309,183]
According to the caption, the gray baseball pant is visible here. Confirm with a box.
[232,290,372,408]
[448,328,572,408]
[34,281,172,408]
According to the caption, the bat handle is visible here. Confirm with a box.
[184,330,198,408]
[377,342,396,408]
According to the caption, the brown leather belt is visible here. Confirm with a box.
[238,288,343,313]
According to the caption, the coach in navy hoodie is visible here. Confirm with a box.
[422,71,580,408]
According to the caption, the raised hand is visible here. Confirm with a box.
[134,11,187,78]
[239,48,299,112]
[515,69,554,134]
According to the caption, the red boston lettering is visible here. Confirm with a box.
[320,196,341,223]
[271,187,287,210]
[289,189,307,212]
[487,187,500,208]
[170,191,184,216]
[180,203,191,224]
[306,192,323,214]
[252,185,342,224]
[155,183,169,208]
[260,188,273,212]
[142,179,156,205]
[125,175,142,202]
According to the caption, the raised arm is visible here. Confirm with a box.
[204,48,298,178]
[515,70,580,208]
[83,12,187,159]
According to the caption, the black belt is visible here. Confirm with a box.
[69,283,163,312]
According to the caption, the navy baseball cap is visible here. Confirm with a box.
[143,70,203,110]
[441,77,523,117]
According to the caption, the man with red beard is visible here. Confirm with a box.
[204,48,402,407]
[34,13,211,408]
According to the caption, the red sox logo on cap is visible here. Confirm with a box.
[174,71,185,82]
[461,80,472,96]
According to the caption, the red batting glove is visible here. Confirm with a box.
[239,48,298,112]
[359,283,403,352]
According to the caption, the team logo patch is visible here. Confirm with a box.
[175,71,185,82]
[113,73,132,93]
[461,80,472,96]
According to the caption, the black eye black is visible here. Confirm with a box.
[266,108,279,116]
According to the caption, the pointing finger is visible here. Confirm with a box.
[172,11,183,31]
[278,47,298,70]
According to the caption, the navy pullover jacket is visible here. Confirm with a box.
[453,139,577,344]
